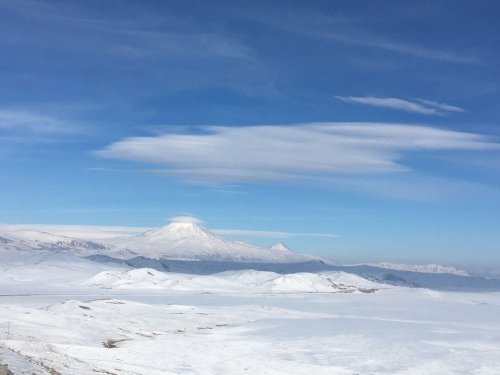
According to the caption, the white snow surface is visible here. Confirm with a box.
[0,252,499,374]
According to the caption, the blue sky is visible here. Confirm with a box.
[1,0,499,272]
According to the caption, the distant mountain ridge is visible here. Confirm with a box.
[374,262,469,276]
[84,255,500,291]
[0,220,483,278]
[0,219,311,263]
[0,229,109,254]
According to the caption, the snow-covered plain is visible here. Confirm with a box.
[0,253,500,374]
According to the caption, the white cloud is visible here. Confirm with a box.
[0,109,76,133]
[169,216,203,224]
[322,33,478,64]
[335,96,465,115]
[97,122,498,184]
[244,7,478,64]
[2,1,254,63]
[414,99,465,113]
[213,229,338,239]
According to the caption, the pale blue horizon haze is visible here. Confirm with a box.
[1,1,499,275]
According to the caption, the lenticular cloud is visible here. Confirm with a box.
[97,122,498,184]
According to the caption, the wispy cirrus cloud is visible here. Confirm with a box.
[0,0,255,63]
[0,109,77,133]
[0,1,265,100]
[320,32,478,64]
[414,99,465,113]
[96,122,498,185]
[242,5,478,64]
[213,229,338,239]
[335,96,465,115]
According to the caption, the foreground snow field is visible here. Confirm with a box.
[0,254,500,374]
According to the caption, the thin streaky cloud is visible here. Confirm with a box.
[321,32,478,64]
[414,99,466,113]
[245,7,478,64]
[335,96,465,115]
[336,96,436,115]
[1,0,255,63]
[0,109,78,133]
[213,229,338,239]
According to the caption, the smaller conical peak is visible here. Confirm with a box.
[143,216,212,239]
[269,242,291,252]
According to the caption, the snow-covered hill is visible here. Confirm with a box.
[83,268,381,293]
[1,256,500,375]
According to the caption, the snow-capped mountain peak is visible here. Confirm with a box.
[143,220,215,241]
[103,218,311,263]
